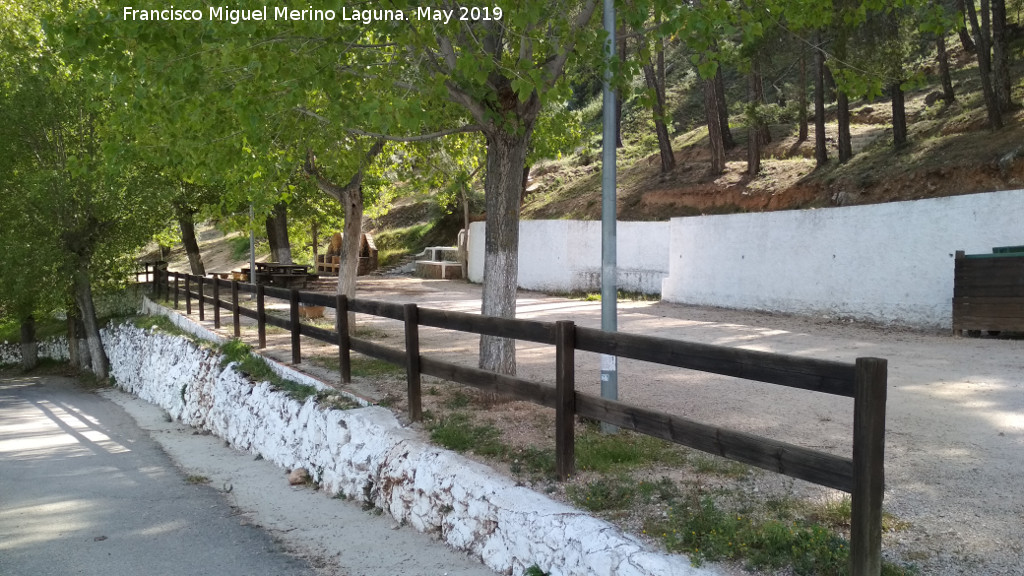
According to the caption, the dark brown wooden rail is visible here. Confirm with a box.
[155,269,888,575]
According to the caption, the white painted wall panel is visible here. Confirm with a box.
[467,220,670,294]
[661,189,1024,328]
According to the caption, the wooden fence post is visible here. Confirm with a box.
[336,294,351,384]
[556,320,576,481]
[404,303,422,422]
[851,357,887,576]
[197,276,205,321]
[173,274,179,309]
[184,275,192,315]
[213,278,221,329]
[151,265,158,294]
[257,284,266,349]
[290,289,301,364]
[953,250,965,336]
[231,280,240,338]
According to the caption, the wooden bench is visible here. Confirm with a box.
[953,247,1024,335]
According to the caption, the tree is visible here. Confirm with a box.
[0,0,173,378]
[303,140,387,317]
[814,32,829,167]
[965,0,1005,128]
[390,0,603,374]
[172,180,223,275]
[635,8,676,173]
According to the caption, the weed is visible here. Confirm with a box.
[637,476,680,503]
[444,389,472,409]
[428,413,505,457]
[568,476,636,512]
[353,326,390,340]
[575,424,685,472]
[508,445,557,479]
[218,338,252,368]
[524,565,550,576]
[353,357,404,379]
[690,454,751,478]
[217,339,320,402]
[132,315,205,346]
[185,474,210,484]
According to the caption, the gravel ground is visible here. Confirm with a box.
[172,275,1024,575]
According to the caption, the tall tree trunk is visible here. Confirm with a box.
[264,201,293,264]
[747,71,761,176]
[520,164,531,205]
[305,141,386,327]
[814,36,829,167]
[66,305,90,372]
[703,75,727,175]
[955,0,978,53]
[798,51,809,142]
[310,220,319,265]
[715,68,736,150]
[750,64,771,145]
[72,260,108,379]
[177,211,205,275]
[991,0,1012,111]
[643,59,675,173]
[480,128,532,375]
[20,315,37,371]
[966,0,1004,128]
[338,188,362,312]
[891,82,908,147]
[837,91,853,162]
[823,65,837,104]
[937,36,956,104]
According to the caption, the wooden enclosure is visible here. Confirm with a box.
[953,247,1024,335]
[150,269,890,575]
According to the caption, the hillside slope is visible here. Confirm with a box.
[521,48,1024,222]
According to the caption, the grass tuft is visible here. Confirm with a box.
[575,424,686,472]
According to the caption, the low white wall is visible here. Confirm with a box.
[661,189,1024,328]
[468,221,670,294]
[101,313,714,576]
[0,337,70,366]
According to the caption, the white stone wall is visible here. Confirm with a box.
[101,318,715,576]
[468,221,671,294]
[0,336,70,366]
[661,189,1024,328]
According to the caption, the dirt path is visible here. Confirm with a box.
[172,276,1024,575]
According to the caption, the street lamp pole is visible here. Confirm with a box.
[600,0,619,433]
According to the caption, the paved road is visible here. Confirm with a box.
[1,372,500,576]
[0,373,317,576]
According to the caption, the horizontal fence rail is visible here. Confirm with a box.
[154,269,888,576]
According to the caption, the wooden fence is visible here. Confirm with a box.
[149,268,888,575]
[952,248,1024,335]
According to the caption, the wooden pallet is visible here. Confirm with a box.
[952,249,1024,335]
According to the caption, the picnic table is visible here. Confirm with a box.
[238,262,315,288]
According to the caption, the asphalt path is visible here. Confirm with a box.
[0,373,316,576]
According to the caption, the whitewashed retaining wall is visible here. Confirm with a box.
[661,189,1024,328]
[101,313,714,576]
[468,221,671,294]
[0,337,70,366]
